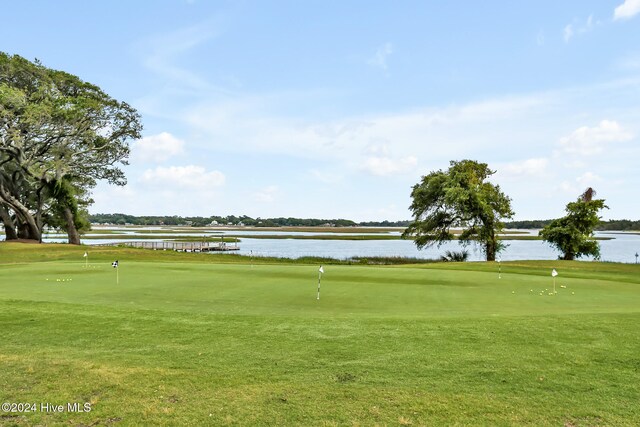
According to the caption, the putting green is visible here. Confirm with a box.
[1,260,638,318]
[1,244,639,425]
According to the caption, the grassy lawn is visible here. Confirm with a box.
[1,243,639,425]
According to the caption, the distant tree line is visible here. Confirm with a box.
[359,220,411,227]
[595,219,640,231]
[89,214,358,227]
[504,220,553,229]
[88,213,639,231]
[505,219,640,231]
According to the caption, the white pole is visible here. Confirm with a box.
[317,271,322,300]
[116,266,119,285]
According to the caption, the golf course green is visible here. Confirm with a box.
[1,242,639,425]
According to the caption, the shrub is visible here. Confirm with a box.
[440,250,469,262]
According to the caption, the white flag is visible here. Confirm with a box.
[112,260,119,268]
[83,252,88,257]
[551,269,558,277]
[319,266,324,274]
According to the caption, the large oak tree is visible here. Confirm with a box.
[403,160,514,261]
[0,53,142,243]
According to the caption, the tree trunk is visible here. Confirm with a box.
[485,237,496,261]
[63,206,81,245]
[17,219,41,240]
[35,185,45,237]
[0,183,42,241]
[0,205,18,240]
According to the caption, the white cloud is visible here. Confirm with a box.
[253,185,279,203]
[616,53,640,70]
[559,180,574,194]
[132,132,186,163]
[562,159,587,169]
[92,166,226,216]
[365,143,391,156]
[170,77,640,219]
[559,172,602,194]
[360,142,418,177]
[141,165,225,189]
[563,15,596,43]
[178,79,640,165]
[309,169,342,184]
[81,70,640,221]
[136,18,229,93]
[91,185,138,210]
[563,24,574,43]
[455,95,548,120]
[368,42,393,70]
[576,171,602,188]
[614,0,640,20]
[501,158,549,177]
[558,120,633,155]
[361,155,418,177]
[182,90,553,170]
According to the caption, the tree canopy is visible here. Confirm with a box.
[539,188,608,260]
[0,52,142,243]
[402,160,514,261]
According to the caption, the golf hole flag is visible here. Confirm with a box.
[552,269,558,277]
[83,252,88,258]
[112,261,119,284]
[317,266,324,300]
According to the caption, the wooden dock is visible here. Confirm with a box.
[96,241,239,252]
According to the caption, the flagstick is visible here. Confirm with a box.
[553,276,556,294]
[116,266,119,285]
[316,270,322,300]
[498,261,501,279]
[85,254,88,269]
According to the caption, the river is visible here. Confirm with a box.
[33,229,640,263]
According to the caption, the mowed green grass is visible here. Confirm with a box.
[1,244,639,426]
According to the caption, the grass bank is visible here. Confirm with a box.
[1,242,639,425]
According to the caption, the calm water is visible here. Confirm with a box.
[34,230,640,263]
[233,232,640,263]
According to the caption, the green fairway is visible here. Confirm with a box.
[1,243,639,425]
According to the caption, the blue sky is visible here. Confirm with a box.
[2,0,639,221]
